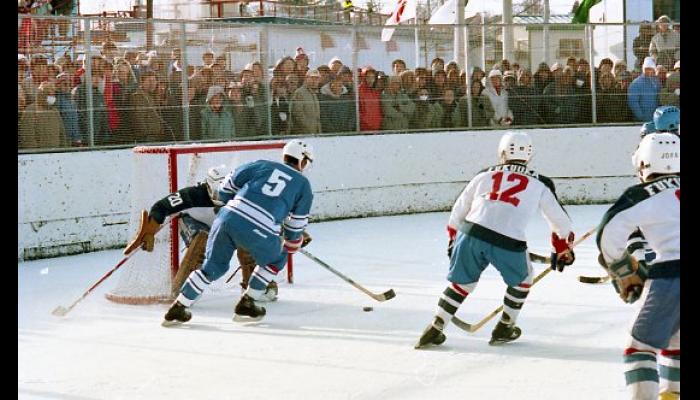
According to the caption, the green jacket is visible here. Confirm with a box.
[381,91,415,131]
[201,105,235,140]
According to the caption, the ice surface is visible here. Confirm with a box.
[19,205,634,400]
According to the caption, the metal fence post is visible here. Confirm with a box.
[84,17,95,147]
[464,24,472,128]
[588,24,597,124]
[261,25,272,136]
[179,21,190,141]
[481,16,486,70]
[352,23,360,133]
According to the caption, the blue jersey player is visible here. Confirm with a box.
[163,140,315,325]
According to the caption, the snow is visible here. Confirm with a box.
[19,205,634,400]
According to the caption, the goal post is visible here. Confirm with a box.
[106,140,291,305]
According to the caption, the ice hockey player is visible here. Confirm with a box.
[415,131,575,349]
[123,165,293,301]
[596,132,680,400]
[162,139,314,325]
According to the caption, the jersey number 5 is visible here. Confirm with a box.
[489,172,529,207]
[262,169,292,197]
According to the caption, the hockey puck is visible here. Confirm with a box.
[363,307,373,312]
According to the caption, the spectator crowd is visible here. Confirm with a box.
[18,15,680,150]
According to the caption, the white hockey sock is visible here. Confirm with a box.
[500,282,530,325]
[659,349,680,394]
[435,282,476,325]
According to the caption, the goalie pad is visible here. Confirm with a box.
[124,210,161,255]
[171,230,208,297]
[599,252,648,303]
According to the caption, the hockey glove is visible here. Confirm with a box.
[284,237,304,254]
[550,232,575,272]
[124,210,161,255]
[301,231,313,248]
[447,226,457,259]
[605,253,647,304]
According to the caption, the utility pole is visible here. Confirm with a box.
[146,0,153,51]
[503,0,513,62]
[454,0,465,63]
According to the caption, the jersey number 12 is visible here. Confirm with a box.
[489,171,529,207]
[262,169,293,197]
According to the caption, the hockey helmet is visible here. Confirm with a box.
[653,106,680,133]
[632,132,680,181]
[283,140,314,170]
[498,131,533,163]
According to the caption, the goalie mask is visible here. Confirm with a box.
[631,132,680,181]
[282,140,314,171]
[498,131,533,163]
[206,164,229,205]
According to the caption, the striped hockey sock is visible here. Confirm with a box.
[500,283,530,325]
[659,349,680,394]
[177,269,212,307]
[246,264,280,300]
[435,282,476,325]
[624,347,659,399]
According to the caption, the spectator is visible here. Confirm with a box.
[129,70,165,143]
[454,79,492,128]
[24,54,48,106]
[509,68,543,126]
[202,50,215,67]
[481,69,513,126]
[319,75,356,133]
[598,58,614,76]
[290,69,322,134]
[358,66,382,132]
[500,59,511,72]
[123,50,138,67]
[542,64,579,124]
[430,70,447,101]
[101,40,118,64]
[226,82,254,137]
[72,61,111,145]
[673,60,679,73]
[273,56,296,81]
[269,78,290,135]
[432,87,458,129]
[243,77,267,135]
[649,15,680,70]
[19,82,67,149]
[566,56,577,70]
[392,59,407,76]
[317,65,332,87]
[381,75,414,131]
[400,70,416,97]
[201,85,235,140]
[338,66,354,94]
[415,71,429,93]
[573,63,593,123]
[446,69,462,97]
[628,57,661,121]
[46,64,60,84]
[328,57,343,75]
[286,73,300,94]
[656,65,668,87]
[533,62,552,94]
[632,23,654,71]
[659,71,680,108]
[613,70,635,122]
[410,88,436,130]
[102,63,125,144]
[187,76,206,140]
[511,62,520,76]
[445,61,459,76]
[613,60,628,79]
[595,71,627,123]
[162,70,185,141]
[471,67,485,86]
[431,57,445,74]
[247,61,265,85]
[502,70,516,91]
[167,47,183,78]
[294,48,310,82]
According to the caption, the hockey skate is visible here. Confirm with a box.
[233,294,267,322]
[258,281,279,303]
[161,301,192,327]
[489,321,522,345]
[659,391,680,400]
[414,316,447,349]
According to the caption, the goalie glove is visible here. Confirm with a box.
[447,226,457,259]
[205,164,229,206]
[550,232,575,272]
[124,210,161,255]
[599,253,647,304]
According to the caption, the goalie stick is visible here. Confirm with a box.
[299,249,396,302]
[451,226,597,333]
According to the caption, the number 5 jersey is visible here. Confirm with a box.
[448,163,572,242]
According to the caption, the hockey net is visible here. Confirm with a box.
[106,141,287,305]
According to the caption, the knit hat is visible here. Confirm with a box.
[488,69,502,78]
[550,62,562,72]
[206,85,225,103]
[656,15,671,24]
[328,57,342,68]
[643,57,656,70]
[674,60,680,70]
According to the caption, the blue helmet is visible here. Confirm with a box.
[640,121,657,137]
[653,106,680,132]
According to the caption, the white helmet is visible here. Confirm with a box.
[498,131,533,163]
[631,132,680,181]
[282,140,314,169]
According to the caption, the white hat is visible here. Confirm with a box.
[674,60,680,70]
[488,69,502,78]
[206,85,225,103]
[328,57,342,67]
[550,62,562,72]
[643,57,656,70]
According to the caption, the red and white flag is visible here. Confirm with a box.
[381,0,417,42]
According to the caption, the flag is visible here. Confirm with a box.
[427,0,492,26]
[381,0,417,42]
[572,0,602,24]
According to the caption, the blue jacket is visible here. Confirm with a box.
[55,92,81,143]
[627,75,660,122]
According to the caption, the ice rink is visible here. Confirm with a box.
[19,205,636,400]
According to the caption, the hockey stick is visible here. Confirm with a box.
[578,274,611,284]
[298,249,396,302]
[52,216,169,317]
[451,226,597,333]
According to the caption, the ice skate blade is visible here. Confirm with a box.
[233,314,265,323]
[161,319,187,327]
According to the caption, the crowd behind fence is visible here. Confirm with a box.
[17,15,680,151]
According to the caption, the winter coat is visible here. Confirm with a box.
[649,31,680,70]
[188,92,207,141]
[432,101,458,129]
[542,82,579,124]
[200,104,235,140]
[453,94,493,128]
[358,80,382,132]
[72,81,112,145]
[659,72,680,108]
[508,85,544,125]
[129,88,166,143]
[55,92,81,144]
[380,90,415,131]
[19,101,67,149]
[481,78,513,126]
[318,83,356,133]
[410,99,438,130]
[596,87,632,123]
[270,95,290,135]
[627,75,660,122]
[290,85,321,134]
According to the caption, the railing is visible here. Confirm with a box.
[17,15,680,152]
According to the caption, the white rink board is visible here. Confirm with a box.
[18,126,639,259]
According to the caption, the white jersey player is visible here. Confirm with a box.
[596,132,680,400]
[416,131,575,349]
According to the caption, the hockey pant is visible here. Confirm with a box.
[436,232,534,327]
[623,277,680,399]
[177,208,289,307]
